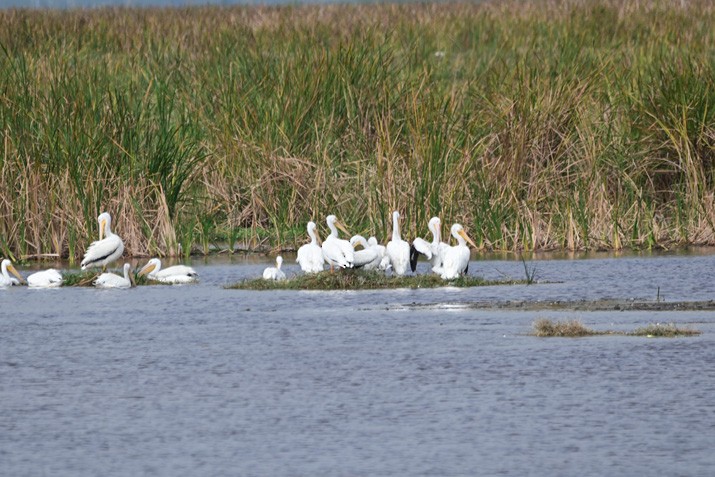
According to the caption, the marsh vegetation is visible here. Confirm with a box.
[2,1,715,261]
[532,318,702,337]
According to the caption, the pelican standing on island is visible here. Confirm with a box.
[27,269,63,288]
[138,258,198,284]
[296,221,325,273]
[368,237,392,271]
[94,263,134,289]
[349,235,380,269]
[386,210,410,276]
[0,259,25,287]
[441,223,478,280]
[81,212,124,271]
[411,216,449,273]
[263,256,286,281]
[322,215,354,271]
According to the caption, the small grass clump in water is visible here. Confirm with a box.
[630,323,701,337]
[532,319,598,337]
[227,270,525,291]
[61,271,100,287]
[533,319,701,337]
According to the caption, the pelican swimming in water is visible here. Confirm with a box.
[296,221,325,273]
[0,259,25,287]
[94,263,134,289]
[27,268,63,288]
[137,258,198,284]
[350,235,380,270]
[440,223,478,280]
[81,212,124,271]
[322,215,354,271]
[263,255,286,281]
[386,211,410,276]
[410,216,449,273]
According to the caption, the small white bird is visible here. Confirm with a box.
[411,216,449,273]
[94,263,134,289]
[137,258,198,284]
[386,210,411,276]
[263,255,286,281]
[322,215,354,271]
[81,212,124,271]
[349,235,380,269]
[368,237,392,271]
[441,224,478,280]
[0,259,25,287]
[297,221,325,273]
[27,269,63,288]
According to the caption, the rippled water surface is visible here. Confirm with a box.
[2,251,715,476]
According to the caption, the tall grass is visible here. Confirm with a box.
[1,0,714,259]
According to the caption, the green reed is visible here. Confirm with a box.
[1,1,714,259]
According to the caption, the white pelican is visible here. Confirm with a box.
[27,269,63,288]
[410,216,449,273]
[386,210,410,276]
[94,263,134,289]
[137,258,198,284]
[263,255,286,281]
[322,215,354,271]
[349,235,380,269]
[296,221,325,273]
[368,237,392,271]
[81,212,124,270]
[441,224,478,280]
[1,259,25,287]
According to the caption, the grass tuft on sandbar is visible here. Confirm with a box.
[227,270,526,290]
[533,319,701,337]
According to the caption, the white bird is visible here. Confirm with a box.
[137,258,198,284]
[263,255,286,281]
[0,259,25,287]
[368,237,392,271]
[386,210,411,276]
[322,215,354,271]
[296,221,325,273]
[81,212,124,270]
[94,263,134,289]
[350,235,380,269]
[411,216,449,273]
[27,269,63,288]
[441,223,478,280]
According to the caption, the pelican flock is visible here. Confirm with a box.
[4,208,481,289]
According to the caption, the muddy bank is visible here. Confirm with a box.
[406,300,715,312]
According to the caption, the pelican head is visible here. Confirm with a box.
[326,215,350,236]
[350,235,369,249]
[451,223,477,248]
[307,221,321,245]
[97,212,112,241]
[138,258,161,277]
[276,255,283,269]
[1,259,26,285]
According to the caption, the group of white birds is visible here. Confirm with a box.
[2,209,478,288]
[1,212,198,289]
[263,210,477,281]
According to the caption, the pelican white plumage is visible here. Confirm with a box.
[368,237,392,271]
[440,224,478,280]
[322,215,354,271]
[349,235,380,269]
[137,258,198,284]
[386,211,410,276]
[81,212,124,270]
[94,263,134,289]
[263,256,286,281]
[297,221,325,273]
[27,269,63,288]
[410,217,449,273]
[1,259,25,287]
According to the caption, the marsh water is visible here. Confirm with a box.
[2,250,715,476]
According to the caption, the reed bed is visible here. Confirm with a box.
[2,1,715,260]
